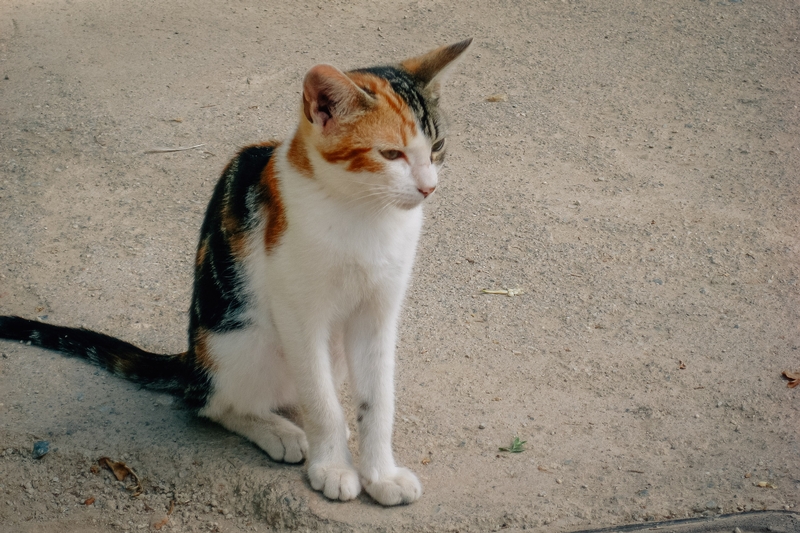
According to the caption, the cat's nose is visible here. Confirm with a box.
[418,186,436,198]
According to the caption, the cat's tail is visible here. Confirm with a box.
[0,315,188,394]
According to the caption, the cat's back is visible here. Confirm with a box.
[190,141,284,334]
[200,141,281,242]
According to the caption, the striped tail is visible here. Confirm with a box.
[0,315,187,394]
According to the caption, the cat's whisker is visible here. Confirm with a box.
[369,195,401,220]
[365,200,391,220]
[340,193,389,212]
[341,178,389,187]
[340,187,395,210]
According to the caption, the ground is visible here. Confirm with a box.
[0,1,798,532]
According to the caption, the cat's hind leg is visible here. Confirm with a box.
[196,325,307,462]
[211,410,308,463]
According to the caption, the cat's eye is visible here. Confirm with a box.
[431,139,445,153]
[379,149,404,161]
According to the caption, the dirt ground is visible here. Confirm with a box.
[0,1,798,532]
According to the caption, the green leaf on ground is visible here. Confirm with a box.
[499,436,527,453]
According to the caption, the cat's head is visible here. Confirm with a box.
[293,39,472,210]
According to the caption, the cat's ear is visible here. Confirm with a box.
[302,64,373,130]
[401,38,472,98]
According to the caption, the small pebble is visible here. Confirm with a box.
[32,440,50,459]
[478,423,486,429]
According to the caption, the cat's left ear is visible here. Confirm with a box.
[401,38,473,99]
[302,64,373,131]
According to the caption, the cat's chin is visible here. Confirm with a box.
[387,191,428,211]
[394,198,425,211]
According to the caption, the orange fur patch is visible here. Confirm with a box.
[260,152,287,252]
[111,351,136,376]
[193,328,217,372]
[220,202,248,259]
[195,237,209,267]
[322,146,384,173]
[315,72,418,173]
[288,132,313,177]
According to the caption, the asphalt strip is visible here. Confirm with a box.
[570,511,799,533]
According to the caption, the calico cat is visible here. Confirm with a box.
[0,39,471,505]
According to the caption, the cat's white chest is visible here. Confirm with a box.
[247,165,423,323]
[307,201,422,294]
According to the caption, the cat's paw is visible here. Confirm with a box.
[210,410,308,464]
[361,467,422,506]
[257,423,308,464]
[308,462,361,501]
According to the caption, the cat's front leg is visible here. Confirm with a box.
[345,304,422,506]
[276,320,361,501]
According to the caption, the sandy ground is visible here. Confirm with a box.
[1,1,798,531]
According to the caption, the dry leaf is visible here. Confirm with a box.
[678,360,686,370]
[98,457,143,496]
[89,464,100,475]
[756,481,777,489]
[781,370,799,388]
[486,94,508,102]
[537,465,550,472]
[84,497,95,506]
[421,457,431,465]
[99,457,132,481]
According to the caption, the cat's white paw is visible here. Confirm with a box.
[209,410,309,464]
[308,462,361,501]
[361,467,422,506]
[257,423,308,464]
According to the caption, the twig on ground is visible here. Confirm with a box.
[145,144,205,154]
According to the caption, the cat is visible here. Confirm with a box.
[0,39,471,506]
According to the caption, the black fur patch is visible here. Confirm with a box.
[189,143,277,336]
[0,316,186,391]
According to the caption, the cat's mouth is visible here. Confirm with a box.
[393,190,431,210]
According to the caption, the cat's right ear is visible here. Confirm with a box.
[302,64,372,131]
[401,38,473,99]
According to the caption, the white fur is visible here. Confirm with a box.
[199,131,433,505]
